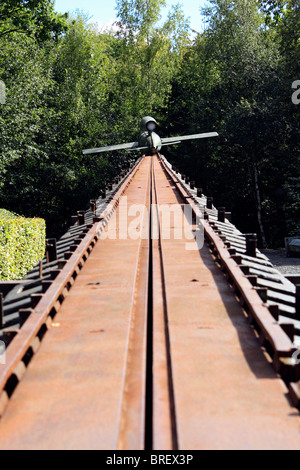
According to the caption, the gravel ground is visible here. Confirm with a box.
[261,249,300,275]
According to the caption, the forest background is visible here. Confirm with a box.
[0,0,299,247]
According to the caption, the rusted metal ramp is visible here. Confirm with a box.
[0,156,299,450]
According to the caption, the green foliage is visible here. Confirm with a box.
[0,0,298,250]
[0,209,18,220]
[0,0,68,40]
[0,14,124,237]
[114,0,190,117]
[166,0,299,247]
[0,209,46,280]
[0,1,190,239]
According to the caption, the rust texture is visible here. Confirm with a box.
[0,155,298,450]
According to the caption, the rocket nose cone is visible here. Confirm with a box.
[140,116,157,131]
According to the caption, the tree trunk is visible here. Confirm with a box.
[253,159,267,248]
[245,152,267,248]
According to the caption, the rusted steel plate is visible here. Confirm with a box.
[160,157,295,359]
[289,382,300,409]
[0,153,299,451]
[117,158,151,450]
[154,156,300,450]
[0,157,146,425]
[151,161,177,451]
[206,232,296,357]
[0,159,142,337]
[0,157,152,450]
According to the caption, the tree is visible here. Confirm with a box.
[0,0,68,40]
[0,13,126,237]
[0,0,297,248]
[113,0,190,120]
[167,0,293,247]
[261,0,300,75]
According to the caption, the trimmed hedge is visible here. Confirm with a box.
[0,209,46,280]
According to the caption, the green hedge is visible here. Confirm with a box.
[0,209,46,280]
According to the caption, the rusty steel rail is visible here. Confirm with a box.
[116,157,152,450]
[0,154,299,450]
[150,158,178,450]
[0,157,145,418]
